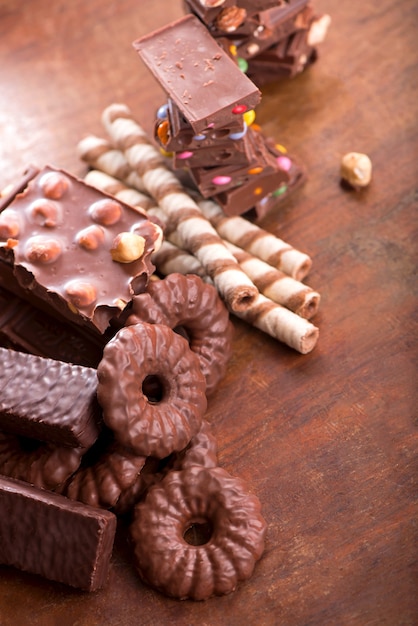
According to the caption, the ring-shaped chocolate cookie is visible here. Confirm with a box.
[97,322,207,459]
[130,466,267,601]
[125,273,234,395]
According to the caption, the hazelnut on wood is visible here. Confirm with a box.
[341,152,372,189]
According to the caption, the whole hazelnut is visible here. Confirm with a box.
[25,236,62,264]
[38,171,70,199]
[110,232,146,263]
[341,152,372,189]
[76,225,105,250]
[28,198,61,228]
[89,198,122,225]
[65,280,97,308]
[0,209,20,239]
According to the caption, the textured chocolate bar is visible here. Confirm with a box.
[0,346,101,448]
[0,286,105,367]
[0,166,161,334]
[133,14,261,134]
[0,475,116,591]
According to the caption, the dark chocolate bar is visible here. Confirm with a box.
[0,166,161,334]
[0,285,105,367]
[133,14,261,134]
[0,475,116,591]
[0,346,101,449]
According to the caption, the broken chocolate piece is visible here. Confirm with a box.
[0,166,161,334]
[133,14,261,134]
[0,285,105,367]
[0,475,116,591]
[0,346,101,448]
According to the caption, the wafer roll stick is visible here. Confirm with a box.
[84,170,209,281]
[84,169,155,212]
[101,103,259,313]
[152,240,212,282]
[234,293,319,354]
[198,198,312,281]
[77,135,147,193]
[225,241,320,319]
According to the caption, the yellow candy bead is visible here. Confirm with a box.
[243,110,256,126]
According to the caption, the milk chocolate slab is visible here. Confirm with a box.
[0,286,105,367]
[0,475,116,591]
[214,140,306,216]
[133,14,261,134]
[0,166,160,334]
[0,346,101,448]
[188,125,281,197]
[183,0,235,24]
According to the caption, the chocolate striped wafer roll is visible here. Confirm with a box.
[84,169,155,213]
[77,134,147,193]
[225,241,320,319]
[84,170,209,281]
[198,198,312,281]
[234,293,319,354]
[101,103,259,313]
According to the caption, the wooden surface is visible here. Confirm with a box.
[0,1,417,624]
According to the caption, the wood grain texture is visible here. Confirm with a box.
[0,1,417,624]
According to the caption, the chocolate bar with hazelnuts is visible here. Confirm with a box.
[0,165,161,335]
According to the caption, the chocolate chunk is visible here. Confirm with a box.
[0,346,101,448]
[0,475,116,591]
[0,285,105,367]
[187,125,285,199]
[0,166,161,334]
[133,14,261,134]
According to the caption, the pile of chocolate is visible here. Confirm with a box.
[0,167,267,600]
[135,14,306,219]
[184,0,331,86]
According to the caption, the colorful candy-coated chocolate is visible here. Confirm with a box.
[276,156,292,171]
[177,151,194,159]
[156,104,169,119]
[237,57,249,72]
[212,175,232,185]
[232,104,248,114]
[243,110,256,126]
[229,123,247,140]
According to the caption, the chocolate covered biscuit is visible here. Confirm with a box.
[0,346,101,448]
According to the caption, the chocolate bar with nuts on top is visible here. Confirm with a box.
[0,165,161,334]
[0,475,116,591]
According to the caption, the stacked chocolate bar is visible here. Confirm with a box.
[134,14,305,218]
[184,0,331,86]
